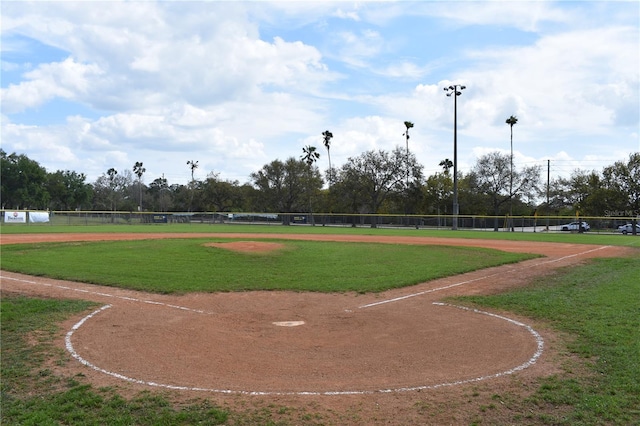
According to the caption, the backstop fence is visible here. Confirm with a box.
[1,210,638,234]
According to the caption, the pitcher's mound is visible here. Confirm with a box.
[204,241,287,254]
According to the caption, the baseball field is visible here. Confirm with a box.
[1,225,638,425]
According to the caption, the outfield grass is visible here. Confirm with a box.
[454,256,640,425]
[0,239,536,293]
[2,223,639,247]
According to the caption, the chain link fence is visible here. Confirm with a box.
[2,210,638,235]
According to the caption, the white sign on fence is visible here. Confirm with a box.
[29,211,50,223]
[4,211,27,223]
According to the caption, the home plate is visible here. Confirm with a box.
[273,321,305,327]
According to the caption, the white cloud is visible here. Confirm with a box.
[378,60,429,79]
[1,58,103,113]
[1,119,80,167]
[2,2,332,114]
[1,60,22,72]
[448,25,639,149]
[333,7,361,22]
[421,1,572,32]
[333,29,384,67]
[1,1,637,187]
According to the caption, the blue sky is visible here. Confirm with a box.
[1,1,638,186]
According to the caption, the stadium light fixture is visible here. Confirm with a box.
[444,84,465,230]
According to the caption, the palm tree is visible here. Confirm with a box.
[187,160,199,183]
[322,130,333,185]
[301,145,320,168]
[301,145,320,225]
[186,160,199,212]
[506,115,518,231]
[133,161,145,211]
[439,158,453,174]
[107,168,118,212]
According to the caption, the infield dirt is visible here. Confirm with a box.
[1,233,634,425]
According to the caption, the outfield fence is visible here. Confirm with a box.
[2,210,638,234]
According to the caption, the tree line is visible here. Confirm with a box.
[1,146,638,221]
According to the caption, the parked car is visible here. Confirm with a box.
[617,223,640,235]
[561,221,590,231]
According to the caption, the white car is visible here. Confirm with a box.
[561,221,590,231]
[617,223,640,235]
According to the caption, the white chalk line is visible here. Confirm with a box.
[0,275,212,315]
[5,245,609,395]
[358,245,612,309]
[65,302,544,396]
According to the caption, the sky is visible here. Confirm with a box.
[1,1,639,187]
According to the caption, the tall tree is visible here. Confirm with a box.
[169,183,192,212]
[186,160,199,212]
[550,169,621,217]
[46,170,92,210]
[603,152,640,233]
[334,147,422,227]
[133,161,146,211]
[201,173,243,215]
[468,151,540,231]
[301,145,321,225]
[423,169,453,215]
[187,160,199,182]
[569,170,605,216]
[0,150,49,209]
[322,130,333,185]
[107,168,118,211]
[250,157,322,220]
[301,145,320,167]
[251,159,287,212]
[428,159,459,217]
[148,176,171,212]
[92,168,131,212]
[439,158,453,175]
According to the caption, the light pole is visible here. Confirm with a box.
[403,121,414,223]
[506,115,518,232]
[403,121,414,191]
[444,84,465,230]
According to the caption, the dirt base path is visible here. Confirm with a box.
[1,233,634,424]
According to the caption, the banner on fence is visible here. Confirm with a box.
[4,211,27,223]
[29,211,50,223]
[152,214,168,223]
[292,215,307,224]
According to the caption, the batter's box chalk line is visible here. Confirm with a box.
[64,302,544,396]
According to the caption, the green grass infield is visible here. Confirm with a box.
[0,239,537,293]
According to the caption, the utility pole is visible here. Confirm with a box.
[546,159,550,231]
